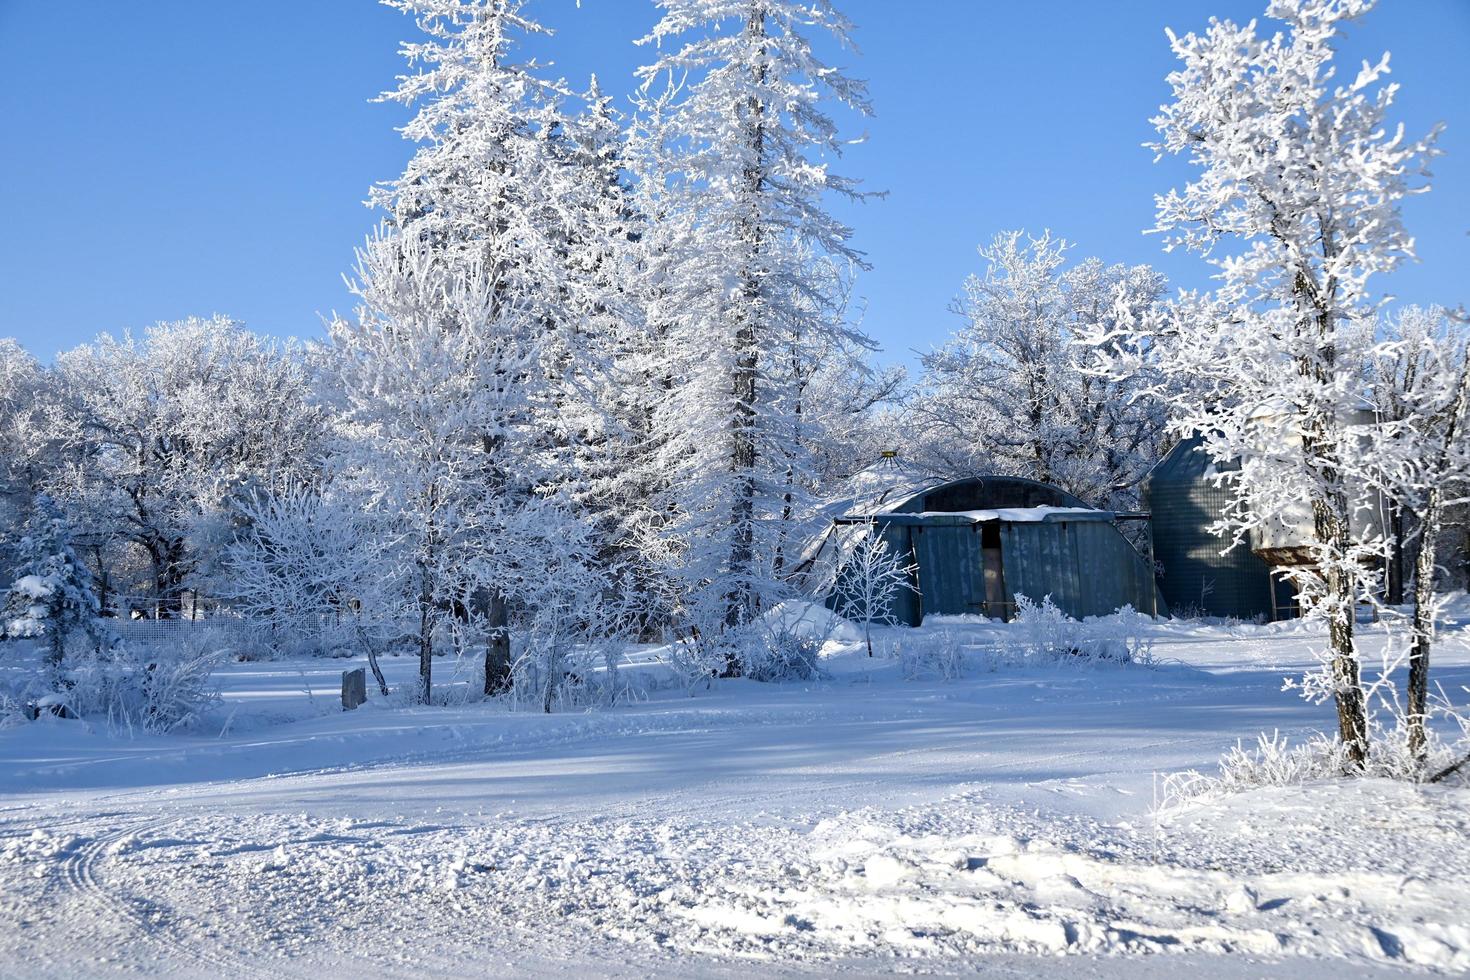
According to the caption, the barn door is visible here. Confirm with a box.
[981,523,1010,620]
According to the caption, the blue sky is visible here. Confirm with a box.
[1,0,1466,371]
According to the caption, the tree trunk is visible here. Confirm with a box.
[1310,458,1368,770]
[720,4,768,679]
[1385,502,1406,606]
[1407,349,1470,760]
[483,589,512,696]
[417,565,434,705]
[1407,508,1437,760]
[351,617,391,698]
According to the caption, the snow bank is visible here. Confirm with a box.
[760,599,863,646]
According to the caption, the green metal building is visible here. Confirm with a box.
[823,474,1164,625]
[1142,437,1293,621]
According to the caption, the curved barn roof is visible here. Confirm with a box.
[878,474,1094,516]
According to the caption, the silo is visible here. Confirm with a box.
[1143,438,1290,620]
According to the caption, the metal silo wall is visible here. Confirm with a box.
[1144,475,1278,621]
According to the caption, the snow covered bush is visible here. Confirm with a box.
[1013,596,1154,665]
[743,627,825,683]
[0,691,28,730]
[661,632,728,695]
[1086,605,1156,666]
[896,630,965,682]
[1162,721,1470,811]
[60,638,223,735]
[1013,595,1081,659]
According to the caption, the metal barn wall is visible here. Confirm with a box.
[1144,438,1283,620]
[910,524,986,618]
[998,520,1161,620]
[824,524,924,627]
[880,524,924,626]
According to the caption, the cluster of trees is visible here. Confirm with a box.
[902,230,1170,510]
[2,0,911,706]
[1086,0,1469,777]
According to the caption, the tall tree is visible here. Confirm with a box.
[1365,307,1470,764]
[372,0,615,694]
[327,237,525,704]
[1110,0,1439,768]
[632,0,876,670]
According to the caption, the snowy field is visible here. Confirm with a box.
[2,618,1468,978]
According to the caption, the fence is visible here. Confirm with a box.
[106,617,256,647]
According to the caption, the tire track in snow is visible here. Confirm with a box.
[49,815,283,980]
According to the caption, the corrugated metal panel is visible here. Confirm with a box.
[885,525,923,627]
[824,523,924,627]
[999,520,1161,620]
[912,524,985,617]
[1144,437,1285,620]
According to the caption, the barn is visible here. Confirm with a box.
[808,464,1164,625]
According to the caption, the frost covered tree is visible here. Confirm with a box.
[46,318,324,618]
[910,231,1167,508]
[1092,0,1440,768]
[327,236,523,704]
[0,495,104,674]
[220,484,396,695]
[632,0,877,670]
[0,341,56,504]
[371,0,634,694]
[1366,307,1470,765]
[832,522,915,657]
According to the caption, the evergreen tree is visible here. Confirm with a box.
[0,495,104,673]
[632,0,877,671]
[368,0,619,695]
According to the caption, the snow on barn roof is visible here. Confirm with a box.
[837,505,1114,525]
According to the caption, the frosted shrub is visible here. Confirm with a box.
[62,639,224,735]
[0,689,33,730]
[897,630,965,681]
[661,632,726,695]
[743,627,824,683]
[1013,594,1080,658]
[1161,724,1470,810]
[1013,596,1153,665]
[1086,605,1156,665]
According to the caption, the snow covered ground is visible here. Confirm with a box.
[1,617,1468,977]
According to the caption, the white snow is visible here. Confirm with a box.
[9,574,55,600]
[913,505,1109,522]
[1,618,1467,977]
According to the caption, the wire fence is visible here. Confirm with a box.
[105,617,255,647]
